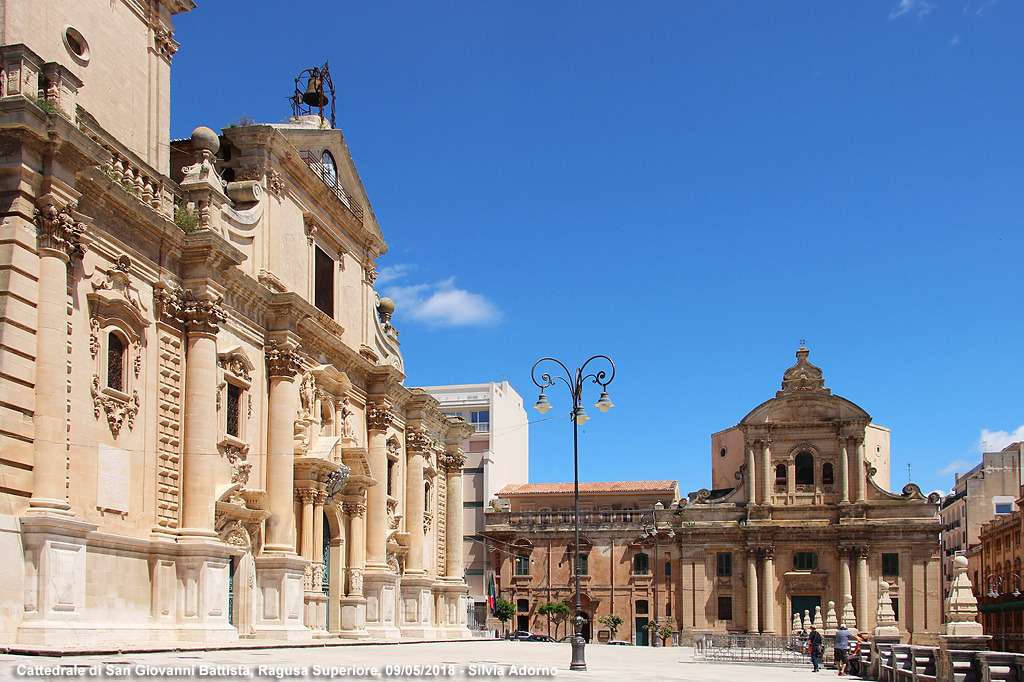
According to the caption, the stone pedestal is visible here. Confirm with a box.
[399,576,437,639]
[435,580,471,639]
[362,569,402,640]
[938,634,991,682]
[338,595,370,638]
[868,634,903,679]
[252,555,311,641]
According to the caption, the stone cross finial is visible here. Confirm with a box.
[875,579,900,636]
[944,555,984,636]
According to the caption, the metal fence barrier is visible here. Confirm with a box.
[695,632,836,667]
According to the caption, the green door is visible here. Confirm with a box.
[636,617,649,646]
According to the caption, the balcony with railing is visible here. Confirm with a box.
[299,150,363,223]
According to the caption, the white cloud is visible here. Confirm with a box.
[950,34,961,45]
[890,0,935,18]
[938,458,976,477]
[376,264,414,285]
[974,425,1024,453]
[379,266,503,328]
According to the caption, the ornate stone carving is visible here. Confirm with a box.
[153,281,186,326]
[91,375,139,437]
[225,446,251,486]
[303,563,314,591]
[181,290,226,335]
[366,403,393,433]
[440,451,466,473]
[777,346,830,396]
[348,567,363,595]
[219,355,251,382]
[343,501,366,518]
[341,398,355,439]
[89,317,101,358]
[762,546,775,560]
[132,340,142,378]
[235,166,262,182]
[311,563,324,591]
[265,342,301,378]
[266,169,284,197]
[387,552,401,575]
[299,371,316,418]
[91,256,145,312]
[153,27,179,60]
[325,465,350,502]
[423,512,432,533]
[34,200,86,259]
[365,263,378,285]
[406,428,432,454]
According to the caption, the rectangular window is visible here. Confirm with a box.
[996,503,1013,514]
[882,553,900,576]
[665,561,672,577]
[718,596,733,621]
[514,554,530,576]
[226,383,242,437]
[717,552,732,577]
[471,411,490,433]
[633,553,650,575]
[314,246,334,317]
[635,600,648,615]
[891,598,899,622]
[575,554,589,576]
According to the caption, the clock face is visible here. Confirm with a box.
[321,150,337,187]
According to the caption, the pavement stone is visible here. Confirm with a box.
[0,641,850,682]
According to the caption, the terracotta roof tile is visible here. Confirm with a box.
[496,481,679,496]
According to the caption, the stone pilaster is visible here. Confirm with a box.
[405,429,430,575]
[839,437,851,504]
[745,443,756,504]
[365,402,393,568]
[338,501,369,638]
[854,437,866,502]
[761,440,772,505]
[855,544,869,632]
[443,449,466,580]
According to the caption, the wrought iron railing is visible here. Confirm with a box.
[299,150,364,221]
[695,632,835,667]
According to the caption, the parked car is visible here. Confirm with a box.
[608,640,633,646]
[557,635,574,643]
[506,631,532,641]
[527,634,555,642]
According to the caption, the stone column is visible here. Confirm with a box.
[746,443,756,504]
[856,545,870,632]
[762,547,776,634]
[761,440,772,505]
[855,437,866,503]
[299,489,315,560]
[345,502,366,596]
[444,448,467,580]
[365,403,393,567]
[839,437,850,504]
[746,548,759,633]
[265,341,302,552]
[181,292,226,534]
[30,201,85,512]
[840,547,853,613]
[405,429,430,574]
[312,492,325,566]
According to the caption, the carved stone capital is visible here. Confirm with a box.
[366,403,393,433]
[181,290,226,335]
[343,501,366,518]
[265,342,302,378]
[34,200,87,260]
[762,546,776,561]
[406,428,433,455]
[297,488,318,504]
[441,451,466,474]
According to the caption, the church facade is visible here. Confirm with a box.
[485,348,943,644]
[0,0,469,646]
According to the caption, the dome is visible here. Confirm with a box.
[190,126,220,154]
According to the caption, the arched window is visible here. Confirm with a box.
[775,464,787,486]
[106,332,125,392]
[634,553,650,575]
[822,462,834,485]
[321,150,337,187]
[795,452,815,485]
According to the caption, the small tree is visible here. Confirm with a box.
[538,601,571,639]
[494,598,515,636]
[658,617,676,646]
[598,613,624,641]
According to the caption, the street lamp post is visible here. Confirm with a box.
[532,355,616,672]
[987,573,1022,653]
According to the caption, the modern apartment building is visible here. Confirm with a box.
[422,382,529,627]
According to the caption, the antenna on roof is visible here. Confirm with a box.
[908,462,912,484]
[799,338,806,347]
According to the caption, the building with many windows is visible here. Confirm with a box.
[422,382,529,628]
[485,348,943,644]
[940,443,1022,599]
[0,0,470,646]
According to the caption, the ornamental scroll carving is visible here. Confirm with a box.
[440,451,466,473]
[342,502,365,518]
[34,200,87,259]
[182,290,226,335]
[366,403,393,433]
[406,428,432,455]
[225,445,251,486]
[265,342,301,378]
[153,27,179,60]
[91,375,139,437]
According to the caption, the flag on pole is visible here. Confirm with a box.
[487,574,497,614]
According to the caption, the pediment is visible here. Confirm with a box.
[741,393,870,425]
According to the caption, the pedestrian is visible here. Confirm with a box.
[834,623,852,676]
[848,632,868,676]
[807,624,823,673]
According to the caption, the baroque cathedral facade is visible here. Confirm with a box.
[0,0,470,645]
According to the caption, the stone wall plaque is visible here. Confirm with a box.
[97,443,130,513]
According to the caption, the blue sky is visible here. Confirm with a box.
[171,1,1023,496]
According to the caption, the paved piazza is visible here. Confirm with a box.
[0,641,839,682]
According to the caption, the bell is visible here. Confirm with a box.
[301,76,329,107]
